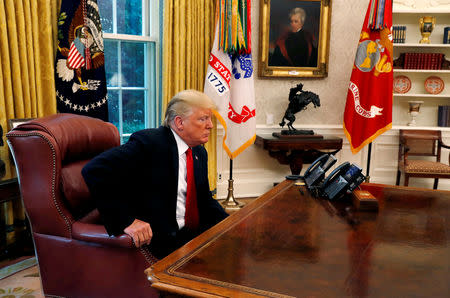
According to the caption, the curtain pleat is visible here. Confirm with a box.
[163,0,218,194]
[0,0,14,122]
[36,1,57,117]
[15,0,31,117]
[22,0,37,116]
[0,0,58,131]
[4,0,24,118]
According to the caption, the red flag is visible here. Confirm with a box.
[343,0,393,154]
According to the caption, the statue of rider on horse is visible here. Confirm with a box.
[279,83,321,134]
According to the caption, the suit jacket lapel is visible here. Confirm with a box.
[162,126,179,212]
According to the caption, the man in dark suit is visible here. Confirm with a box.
[82,90,228,258]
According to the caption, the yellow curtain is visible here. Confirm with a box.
[162,0,218,193]
[0,0,58,139]
[0,0,59,245]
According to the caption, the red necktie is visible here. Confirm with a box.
[185,148,199,230]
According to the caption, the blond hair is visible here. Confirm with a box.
[163,90,216,127]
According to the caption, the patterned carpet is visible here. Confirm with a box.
[0,257,43,298]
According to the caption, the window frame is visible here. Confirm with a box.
[102,0,161,141]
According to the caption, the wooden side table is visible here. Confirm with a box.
[255,134,343,175]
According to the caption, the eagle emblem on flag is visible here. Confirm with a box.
[55,0,108,120]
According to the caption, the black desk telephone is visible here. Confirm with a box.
[304,154,366,201]
[304,154,337,188]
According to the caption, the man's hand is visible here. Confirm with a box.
[124,219,153,247]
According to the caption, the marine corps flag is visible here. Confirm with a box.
[204,0,255,159]
[55,0,108,121]
[343,0,393,154]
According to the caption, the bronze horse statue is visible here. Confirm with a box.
[279,84,321,132]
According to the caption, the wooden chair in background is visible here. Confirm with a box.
[396,129,450,189]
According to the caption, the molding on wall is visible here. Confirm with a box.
[393,0,450,11]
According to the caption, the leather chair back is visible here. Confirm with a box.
[8,114,119,237]
[7,114,158,298]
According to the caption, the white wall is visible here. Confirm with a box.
[254,0,368,126]
[215,0,450,198]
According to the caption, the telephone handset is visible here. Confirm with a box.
[304,154,337,189]
[320,162,365,200]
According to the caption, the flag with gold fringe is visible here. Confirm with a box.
[343,0,393,154]
[55,0,108,121]
[204,0,255,159]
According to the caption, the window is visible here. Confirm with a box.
[98,0,160,143]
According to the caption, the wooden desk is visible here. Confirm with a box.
[146,181,450,297]
[255,134,343,175]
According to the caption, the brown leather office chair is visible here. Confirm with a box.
[6,114,158,298]
[396,129,450,189]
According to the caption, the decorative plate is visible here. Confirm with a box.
[393,75,411,94]
[424,76,445,94]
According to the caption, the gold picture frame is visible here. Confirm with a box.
[259,0,332,78]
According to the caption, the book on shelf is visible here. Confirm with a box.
[431,53,437,70]
[401,52,444,70]
[444,27,450,44]
[393,26,398,43]
[438,106,450,127]
[419,53,424,69]
[393,25,406,43]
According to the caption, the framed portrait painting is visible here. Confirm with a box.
[259,0,332,78]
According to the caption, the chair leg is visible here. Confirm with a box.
[404,176,409,186]
[433,179,438,189]
[396,170,401,186]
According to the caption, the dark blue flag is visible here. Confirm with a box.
[55,0,108,121]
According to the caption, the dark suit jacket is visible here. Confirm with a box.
[82,126,228,253]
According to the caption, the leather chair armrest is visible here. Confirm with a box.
[72,221,135,248]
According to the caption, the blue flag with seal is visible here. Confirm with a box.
[55,0,108,121]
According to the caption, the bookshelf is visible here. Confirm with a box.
[394,93,449,98]
[393,8,450,128]
[394,43,450,48]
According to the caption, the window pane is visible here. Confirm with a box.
[107,90,120,129]
[117,0,142,35]
[123,90,145,134]
[98,0,113,33]
[99,0,158,140]
[104,40,119,87]
[121,42,145,87]
[122,135,130,143]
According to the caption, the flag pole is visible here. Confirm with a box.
[366,142,372,182]
[221,158,244,212]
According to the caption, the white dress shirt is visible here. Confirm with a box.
[170,128,189,229]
